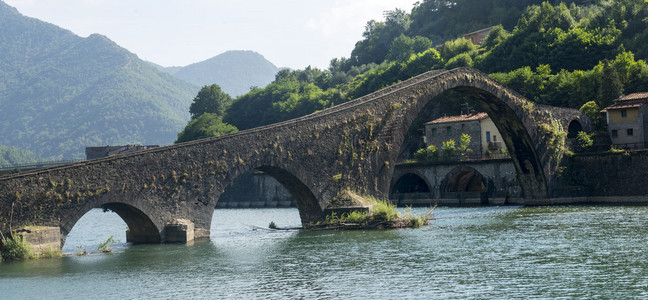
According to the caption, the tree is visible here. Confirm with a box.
[175,113,238,143]
[598,60,623,109]
[579,101,603,131]
[189,84,233,119]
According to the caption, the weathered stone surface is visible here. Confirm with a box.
[561,151,648,199]
[163,219,194,243]
[15,226,60,255]
[0,68,587,246]
[391,159,522,206]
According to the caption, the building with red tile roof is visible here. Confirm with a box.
[602,93,648,148]
[424,111,507,157]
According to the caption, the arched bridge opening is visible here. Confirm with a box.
[567,119,584,139]
[442,167,487,193]
[214,165,322,226]
[61,202,161,250]
[389,172,432,205]
[392,71,548,201]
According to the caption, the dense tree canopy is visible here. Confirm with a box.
[0,145,37,168]
[175,113,238,143]
[189,84,232,119]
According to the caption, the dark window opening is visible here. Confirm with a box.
[446,126,451,135]
[612,130,618,138]
[627,128,634,136]
[621,110,627,118]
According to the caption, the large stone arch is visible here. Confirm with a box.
[384,68,549,202]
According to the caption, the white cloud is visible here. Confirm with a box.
[305,0,417,37]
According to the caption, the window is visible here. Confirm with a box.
[627,128,634,136]
[493,135,497,142]
[446,126,451,135]
[612,130,618,138]
[431,128,436,137]
[486,131,491,143]
[621,110,627,118]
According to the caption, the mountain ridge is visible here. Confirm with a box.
[0,1,199,159]
[166,50,280,97]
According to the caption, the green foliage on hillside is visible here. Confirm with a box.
[175,114,238,143]
[0,145,37,168]
[224,68,345,130]
[0,2,198,159]
[189,84,233,119]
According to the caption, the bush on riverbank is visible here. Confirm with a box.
[1,234,34,262]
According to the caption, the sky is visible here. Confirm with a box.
[4,0,419,70]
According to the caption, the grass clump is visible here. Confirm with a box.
[367,196,399,222]
[97,236,115,253]
[1,235,34,262]
[40,247,63,259]
[344,210,369,224]
[316,191,433,230]
[269,221,278,229]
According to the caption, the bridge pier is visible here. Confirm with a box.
[163,219,195,243]
[13,226,61,256]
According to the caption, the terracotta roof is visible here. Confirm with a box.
[618,92,648,102]
[424,112,489,125]
[463,26,494,37]
[602,92,648,111]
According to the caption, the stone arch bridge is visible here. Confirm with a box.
[0,68,588,245]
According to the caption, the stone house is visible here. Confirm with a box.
[424,111,507,157]
[602,92,648,148]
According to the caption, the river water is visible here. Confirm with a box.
[1,206,648,299]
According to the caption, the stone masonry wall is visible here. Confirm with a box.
[560,151,648,197]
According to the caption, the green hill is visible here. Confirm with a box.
[168,50,279,97]
[0,1,199,159]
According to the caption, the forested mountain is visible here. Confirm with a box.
[0,1,199,159]
[166,50,279,97]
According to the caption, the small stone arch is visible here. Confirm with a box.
[61,201,161,247]
[440,166,488,203]
[567,119,584,139]
[390,171,432,195]
[389,171,433,206]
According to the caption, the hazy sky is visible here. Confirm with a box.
[4,0,419,70]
